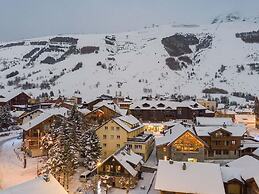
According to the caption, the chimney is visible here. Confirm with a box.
[223,122,227,128]
[43,173,50,182]
[182,163,187,170]
[170,128,172,134]
[169,159,174,164]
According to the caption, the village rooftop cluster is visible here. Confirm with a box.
[0,91,259,194]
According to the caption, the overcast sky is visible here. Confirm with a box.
[0,0,258,42]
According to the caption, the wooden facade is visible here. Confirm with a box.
[199,128,242,159]
[157,131,206,162]
[0,92,31,108]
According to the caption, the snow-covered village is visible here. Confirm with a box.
[1,1,259,194]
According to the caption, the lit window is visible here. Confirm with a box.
[163,147,167,152]
[164,156,167,160]
[231,140,236,145]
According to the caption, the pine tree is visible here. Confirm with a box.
[0,106,13,130]
[44,118,79,186]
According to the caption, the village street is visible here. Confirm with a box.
[0,135,38,190]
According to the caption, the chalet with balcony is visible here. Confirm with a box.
[22,108,69,157]
[156,123,207,162]
[195,124,246,159]
[96,147,144,189]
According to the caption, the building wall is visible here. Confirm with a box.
[96,120,128,159]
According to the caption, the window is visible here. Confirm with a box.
[116,144,120,148]
[177,108,182,115]
[128,144,132,148]
[105,126,108,130]
[103,143,107,147]
[116,165,121,173]
[111,135,114,139]
[105,165,110,172]
[216,150,221,155]
[111,126,115,130]
[225,141,229,146]
[223,150,229,155]
[231,140,236,145]
[116,127,120,131]
[134,145,142,150]
[117,135,120,139]
[103,135,107,139]
[163,147,167,152]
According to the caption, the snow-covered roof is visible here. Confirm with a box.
[130,100,206,110]
[113,115,143,133]
[226,155,259,186]
[78,108,91,115]
[0,174,68,194]
[10,110,25,118]
[156,123,195,146]
[104,147,143,177]
[21,108,69,131]
[253,148,259,157]
[195,124,246,137]
[93,100,122,115]
[196,117,233,126]
[240,139,259,150]
[155,160,225,194]
[221,166,244,183]
[0,91,31,103]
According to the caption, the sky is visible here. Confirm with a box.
[0,0,258,42]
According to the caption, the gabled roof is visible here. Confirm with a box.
[21,108,69,131]
[0,91,31,103]
[101,147,143,177]
[155,160,225,194]
[0,174,68,194]
[113,115,143,133]
[220,166,244,183]
[226,155,259,186]
[195,124,246,137]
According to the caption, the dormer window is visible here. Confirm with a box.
[142,103,150,108]
[157,103,165,108]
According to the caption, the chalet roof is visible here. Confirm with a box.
[156,123,196,146]
[101,147,143,177]
[130,100,206,110]
[10,110,26,118]
[77,108,91,115]
[220,167,244,183]
[0,91,31,103]
[196,117,233,126]
[155,160,225,194]
[240,139,259,150]
[0,174,68,194]
[113,115,143,133]
[195,124,246,137]
[92,100,123,115]
[226,155,259,186]
[253,148,259,157]
[21,108,69,131]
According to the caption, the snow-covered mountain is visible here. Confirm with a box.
[0,18,259,101]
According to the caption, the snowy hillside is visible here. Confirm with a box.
[0,19,259,101]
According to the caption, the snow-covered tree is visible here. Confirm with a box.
[0,106,13,130]
[44,118,79,187]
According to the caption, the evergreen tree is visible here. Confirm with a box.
[44,118,78,185]
[0,106,13,130]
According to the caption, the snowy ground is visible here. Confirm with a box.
[0,138,40,190]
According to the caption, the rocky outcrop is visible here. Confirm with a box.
[236,30,259,43]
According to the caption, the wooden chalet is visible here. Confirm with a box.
[156,123,207,162]
[96,147,144,189]
[0,91,31,108]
